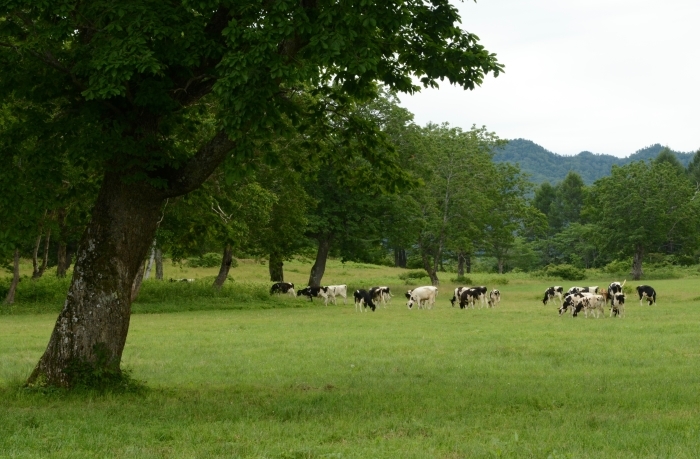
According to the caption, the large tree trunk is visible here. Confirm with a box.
[4,249,20,305]
[269,251,284,282]
[27,171,164,388]
[308,237,331,288]
[213,244,233,289]
[457,251,466,277]
[394,248,407,268]
[632,245,644,280]
[155,248,163,280]
[56,242,68,278]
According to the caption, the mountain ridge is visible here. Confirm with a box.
[493,139,696,184]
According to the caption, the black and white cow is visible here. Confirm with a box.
[611,292,626,317]
[353,289,376,312]
[542,286,564,306]
[369,286,392,307]
[559,292,587,316]
[636,285,656,306]
[169,278,195,283]
[407,286,438,309]
[459,288,481,309]
[450,286,470,307]
[572,294,605,318]
[472,286,489,308]
[325,285,348,305]
[297,286,330,305]
[270,282,296,296]
[488,289,501,307]
[567,286,599,295]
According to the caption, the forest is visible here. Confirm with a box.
[4,89,700,301]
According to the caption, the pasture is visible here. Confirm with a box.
[2,260,700,458]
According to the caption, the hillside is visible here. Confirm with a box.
[493,139,696,184]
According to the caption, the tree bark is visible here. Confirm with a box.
[56,242,68,278]
[143,240,156,280]
[27,171,164,388]
[498,258,504,275]
[155,248,163,280]
[213,244,233,289]
[4,249,20,305]
[308,237,331,287]
[466,253,471,274]
[632,245,644,280]
[269,251,284,282]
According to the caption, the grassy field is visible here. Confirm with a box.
[2,260,700,457]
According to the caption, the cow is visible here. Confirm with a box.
[297,286,330,305]
[567,286,599,295]
[407,286,438,309]
[459,288,481,309]
[636,285,657,306]
[611,292,626,317]
[471,286,489,308]
[369,286,392,307]
[572,294,605,318]
[270,282,296,296]
[450,286,470,307]
[169,278,195,283]
[559,292,588,316]
[353,289,376,312]
[542,286,564,306]
[488,289,501,307]
[325,284,348,305]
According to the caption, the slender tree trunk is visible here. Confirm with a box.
[308,237,331,287]
[27,171,164,388]
[143,240,156,280]
[466,253,472,274]
[632,245,644,280]
[155,248,163,280]
[498,258,504,275]
[269,251,284,282]
[35,229,51,278]
[394,248,407,268]
[4,249,20,305]
[457,251,466,277]
[130,260,146,302]
[56,242,68,278]
[418,241,439,286]
[31,235,42,279]
[213,244,233,289]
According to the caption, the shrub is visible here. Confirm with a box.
[487,276,509,286]
[450,276,473,284]
[604,259,630,274]
[398,270,429,281]
[187,253,238,269]
[543,264,586,281]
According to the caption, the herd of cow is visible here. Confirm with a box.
[543,280,658,318]
[269,281,502,312]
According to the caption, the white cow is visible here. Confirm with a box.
[488,289,501,307]
[407,286,438,309]
[325,284,348,305]
[575,294,606,318]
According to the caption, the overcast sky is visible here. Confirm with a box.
[398,0,700,157]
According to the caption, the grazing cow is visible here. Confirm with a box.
[542,286,564,306]
[572,294,605,318]
[297,286,330,305]
[407,286,438,309]
[369,286,392,307]
[450,286,471,307]
[353,289,376,312]
[611,292,626,317]
[488,289,501,307]
[471,286,489,308]
[607,280,626,297]
[270,282,296,296]
[459,288,481,309]
[169,278,195,283]
[559,293,588,316]
[325,284,348,305]
[636,285,657,306]
[568,286,599,295]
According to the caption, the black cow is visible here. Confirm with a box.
[459,288,481,309]
[636,285,656,306]
[353,289,376,312]
[270,282,295,296]
[297,286,329,302]
[542,286,564,306]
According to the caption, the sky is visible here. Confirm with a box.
[398,0,700,157]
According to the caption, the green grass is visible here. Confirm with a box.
[2,271,700,457]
